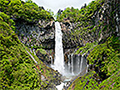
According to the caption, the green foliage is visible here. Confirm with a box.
[68,71,100,90]
[0,0,53,23]
[68,69,120,90]
[87,36,120,77]
[99,69,120,90]
[70,36,120,90]
[57,0,104,22]
[0,12,41,89]
[0,12,60,89]
[57,7,79,22]
[63,0,120,90]
[57,0,106,45]
[75,42,98,55]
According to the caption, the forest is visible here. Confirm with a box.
[0,0,120,90]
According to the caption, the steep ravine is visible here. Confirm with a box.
[0,0,120,89]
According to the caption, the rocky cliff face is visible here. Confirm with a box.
[15,19,55,49]
[15,19,55,64]
[60,21,81,49]
[59,0,120,57]
[60,0,120,50]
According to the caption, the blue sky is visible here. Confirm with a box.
[22,0,94,14]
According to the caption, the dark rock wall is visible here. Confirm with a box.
[15,19,55,49]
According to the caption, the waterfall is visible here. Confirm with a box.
[50,56,53,65]
[80,55,84,73]
[77,54,80,73]
[71,54,74,75]
[52,21,87,79]
[116,14,119,33]
[65,53,87,75]
[86,64,89,73]
[68,55,71,72]
[52,22,88,90]
[53,22,64,74]
[29,48,32,53]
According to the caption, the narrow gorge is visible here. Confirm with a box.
[0,0,120,90]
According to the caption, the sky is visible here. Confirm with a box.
[22,0,94,14]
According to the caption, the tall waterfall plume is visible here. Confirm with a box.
[54,22,65,74]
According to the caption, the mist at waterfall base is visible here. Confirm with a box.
[51,22,87,81]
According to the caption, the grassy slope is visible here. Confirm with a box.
[0,0,59,89]
[68,69,120,90]
[0,12,59,90]
[0,12,40,89]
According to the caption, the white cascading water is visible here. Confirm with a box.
[71,54,74,75]
[53,22,88,90]
[33,48,36,56]
[66,54,87,75]
[50,56,53,65]
[53,22,65,74]
[77,54,80,73]
[68,55,71,72]
[80,55,84,73]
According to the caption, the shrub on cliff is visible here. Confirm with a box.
[68,69,120,90]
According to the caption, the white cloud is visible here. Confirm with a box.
[22,0,94,14]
